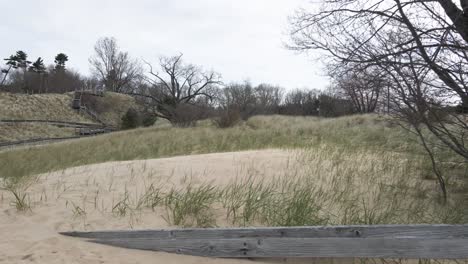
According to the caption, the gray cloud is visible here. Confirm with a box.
[1,0,329,89]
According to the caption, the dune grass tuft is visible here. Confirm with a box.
[163,181,219,227]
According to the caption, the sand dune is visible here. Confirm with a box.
[1,149,347,264]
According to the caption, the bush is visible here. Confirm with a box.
[213,109,241,128]
[141,113,157,127]
[121,108,141,129]
[170,104,207,127]
[319,94,355,117]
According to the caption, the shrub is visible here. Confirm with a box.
[171,104,206,127]
[213,109,241,128]
[141,113,157,127]
[121,108,141,129]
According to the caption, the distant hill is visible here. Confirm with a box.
[0,92,137,142]
[0,93,93,122]
[77,92,139,128]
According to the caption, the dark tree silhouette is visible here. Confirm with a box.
[1,51,31,86]
[28,57,48,93]
[54,53,68,71]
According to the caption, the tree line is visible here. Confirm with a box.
[1,37,387,128]
[0,51,83,94]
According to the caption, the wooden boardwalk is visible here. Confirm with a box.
[61,225,468,259]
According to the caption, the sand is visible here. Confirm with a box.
[0,149,345,264]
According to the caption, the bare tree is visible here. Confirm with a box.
[282,88,320,116]
[254,84,284,114]
[47,65,83,93]
[89,37,142,93]
[219,81,258,120]
[330,64,386,113]
[133,53,221,125]
[288,0,468,200]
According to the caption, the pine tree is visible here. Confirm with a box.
[29,57,46,73]
[29,57,47,93]
[54,53,68,71]
[1,51,31,86]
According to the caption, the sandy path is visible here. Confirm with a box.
[1,149,344,264]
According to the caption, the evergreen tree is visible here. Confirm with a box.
[29,57,46,73]
[1,51,31,86]
[29,57,47,93]
[54,53,68,71]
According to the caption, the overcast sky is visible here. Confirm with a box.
[1,0,329,90]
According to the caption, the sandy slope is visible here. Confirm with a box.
[0,149,347,264]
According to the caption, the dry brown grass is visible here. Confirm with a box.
[0,91,139,142]
[0,123,75,142]
[0,92,92,122]
[80,92,139,127]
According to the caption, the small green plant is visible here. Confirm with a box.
[163,182,218,227]
[135,183,163,211]
[1,178,32,212]
[263,185,329,226]
[112,189,132,217]
[70,202,86,218]
[9,187,31,212]
[238,178,274,226]
[220,179,248,223]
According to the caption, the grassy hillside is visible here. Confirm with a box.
[0,92,92,122]
[1,114,467,230]
[79,92,139,127]
[0,92,138,142]
[0,123,75,142]
[0,114,455,179]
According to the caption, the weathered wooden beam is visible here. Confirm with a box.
[88,237,468,259]
[60,224,468,240]
[60,225,468,259]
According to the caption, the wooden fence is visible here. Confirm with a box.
[61,225,468,259]
[0,119,104,128]
[0,136,82,150]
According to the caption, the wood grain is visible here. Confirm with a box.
[61,225,468,259]
[89,237,468,259]
[61,224,468,239]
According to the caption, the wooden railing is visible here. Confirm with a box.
[0,119,117,150]
[61,225,468,259]
[0,119,102,128]
[0,136,81,150]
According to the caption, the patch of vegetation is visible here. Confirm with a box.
[112,188,132,217]
[0,123,75,142]
[0,114,463,181]
[80,92,139,127]
[0,91,140,142]
[121,108,141,130]
[135,183,163,211]
[55,144,465,229]
[0,92,91,122]
[163,181,218,227]
[164,146,466,227]
[0,178,34,211]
